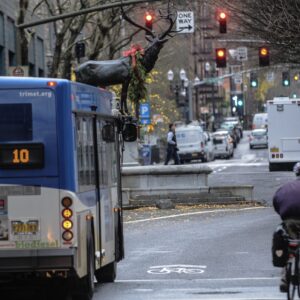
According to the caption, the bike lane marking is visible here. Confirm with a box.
[116,277,280,283]
[147,264,207,275]
[125,207,267,225]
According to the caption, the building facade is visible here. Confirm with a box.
[0,1,46,76]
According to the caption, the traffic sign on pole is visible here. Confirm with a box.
[234,73,243,84]
[176,11,194,33]
[236,47,248,61]
[140,103,151,119]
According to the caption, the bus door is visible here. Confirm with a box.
[96,118,123,264]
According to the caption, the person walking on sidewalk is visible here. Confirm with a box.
[164,123,180,165]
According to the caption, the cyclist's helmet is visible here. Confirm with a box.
[293,162,300,176]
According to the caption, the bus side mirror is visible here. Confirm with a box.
[102,124,115,142]
[123,123,137,142]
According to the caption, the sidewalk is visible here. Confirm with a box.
[123,202,265,223]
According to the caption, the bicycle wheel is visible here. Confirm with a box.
[287,263,296,300]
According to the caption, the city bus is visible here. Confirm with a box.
[0,77,136,299]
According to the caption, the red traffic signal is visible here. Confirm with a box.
[216,48,227,68]
[145,12,153,32]
[218,12,227,33]
[259,46,270,67]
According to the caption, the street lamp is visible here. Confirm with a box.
[180,69,187,81]
[194,76,201,86]
[167,69,174,81]
[167,69,189,122]
[194,77,201,120]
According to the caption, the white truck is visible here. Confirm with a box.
[267,97,300,171]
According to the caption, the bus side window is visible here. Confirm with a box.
[76,116,95,192]
[97,120,108,187]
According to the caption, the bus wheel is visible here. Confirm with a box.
[95,261,117,283]
[73,234,95,300]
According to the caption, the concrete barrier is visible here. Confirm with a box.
[209,186,254,201]
[121,164,255,206]
[122,164,212,205]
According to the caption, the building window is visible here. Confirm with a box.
[0,46,4,75]
[36,37,45,76]
[0,13,4,47]
[8,50,15,67]
[28,37,35,76]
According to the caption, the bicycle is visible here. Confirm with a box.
[286,238,300,300]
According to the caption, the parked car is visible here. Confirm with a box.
[252,113,268,130]
[223,117,244,137]
[212,131,234,159]
[249,129,268,149]
[176,125,206,163]
[203,131,215,162]
[217,125,238,148]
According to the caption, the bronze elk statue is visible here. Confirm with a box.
[76,9,176,115]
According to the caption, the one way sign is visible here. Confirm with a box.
[176,11,194,34]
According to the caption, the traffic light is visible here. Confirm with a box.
[75,42,85,62]
[216,48,226,68]
[218,11,227,33]
[294,74,299,81]
[282,71,290,87]
[259,46,270,67]
[231,94,244,116]
[250,72,258,88]
[145,12,153,34]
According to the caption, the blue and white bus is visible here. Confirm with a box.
[0,77,136,299]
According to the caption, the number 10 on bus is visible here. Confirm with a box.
[13,149,30,164]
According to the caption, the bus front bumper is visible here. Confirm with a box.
[0,249,75,272]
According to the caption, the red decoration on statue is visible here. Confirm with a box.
[123,44,144,68]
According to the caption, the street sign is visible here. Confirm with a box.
[140,118,151,125]
[234,73,243,84]
[236,47,248,61]
[140,103,151,119]
[8,66,29,77]
[267,72,274,83]
[176,11,194,34]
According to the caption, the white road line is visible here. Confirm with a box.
[116,277,280,283]
[125,207,267,224]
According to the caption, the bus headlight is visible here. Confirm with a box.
[62,230,73,241]
[62,220,73,230]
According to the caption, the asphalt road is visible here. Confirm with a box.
[206,131,294,204]
[3,132,292,300]
[98,208,283,300]
[93,132,289,300]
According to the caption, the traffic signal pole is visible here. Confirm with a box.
[17,0,163,29]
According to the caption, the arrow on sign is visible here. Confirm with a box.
[179,25,193,31]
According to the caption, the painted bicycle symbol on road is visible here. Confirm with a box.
[147,264,207,275]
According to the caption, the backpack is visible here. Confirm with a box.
[272,224,289,267]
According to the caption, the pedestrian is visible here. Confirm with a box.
[273,162,300,292]
[164,123,180,165]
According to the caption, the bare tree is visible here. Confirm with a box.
[18,0,157,78]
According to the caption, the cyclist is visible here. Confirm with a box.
[273,162,300,292]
